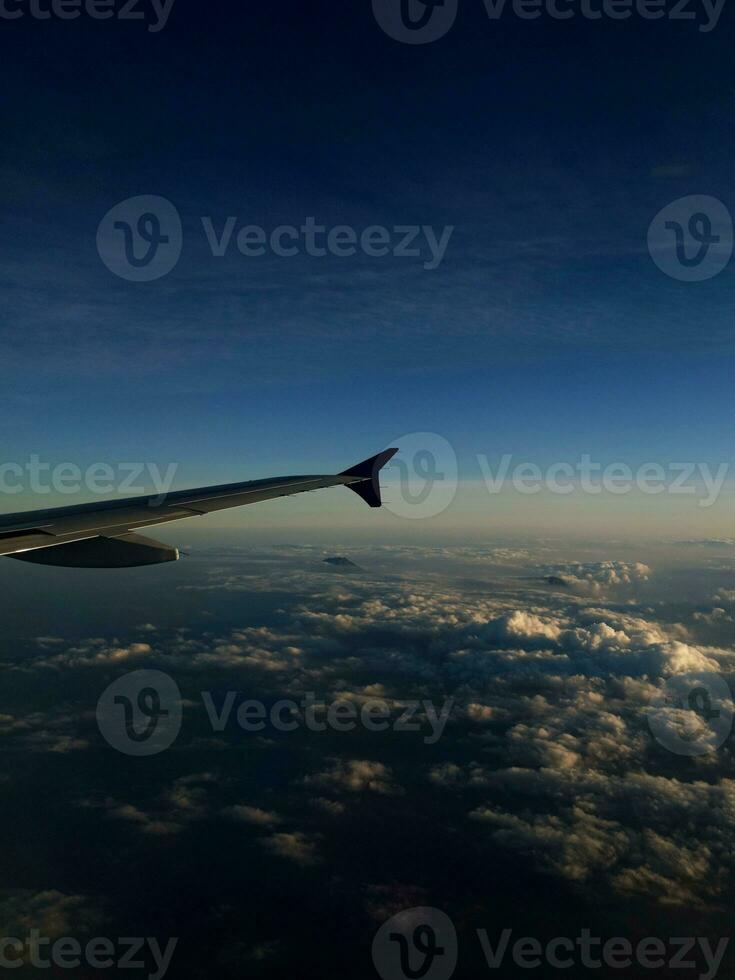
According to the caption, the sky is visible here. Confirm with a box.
[2,2,735,537]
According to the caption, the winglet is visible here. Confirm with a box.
[340,448,399,508]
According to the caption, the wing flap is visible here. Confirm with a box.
[0,530,60,556]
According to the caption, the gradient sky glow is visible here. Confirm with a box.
[2,4,734,536]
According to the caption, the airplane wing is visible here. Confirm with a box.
[0,449,398,568]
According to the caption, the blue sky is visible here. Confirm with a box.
[1,4,734,533]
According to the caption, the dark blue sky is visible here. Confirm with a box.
[2,1,734,497]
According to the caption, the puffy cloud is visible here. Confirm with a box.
[469,770,735,909]
[262,832,319,866]
[470,801,630,883]
[694,607,734,625]
[223,805,281,827]
[0,890,104,938]
[305,759,401,795]
[429,762,489,788]
[543,561,651,595]
[92,772,225,836]
[32,640,153,669]
[7,543,735,916]
[310,797,346,816]
[0,709,89,754]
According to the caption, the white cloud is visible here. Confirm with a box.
[305,759,401,795]
[262,832,319,866]
[223,805,282,827]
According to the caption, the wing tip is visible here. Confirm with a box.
[339,448,399,481]
[340,448,399,508]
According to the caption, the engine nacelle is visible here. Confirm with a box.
[11,533,179,568]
